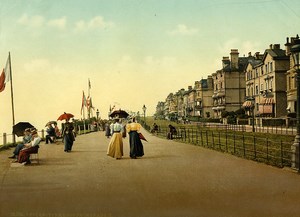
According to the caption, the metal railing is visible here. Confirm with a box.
[143,124,293,168]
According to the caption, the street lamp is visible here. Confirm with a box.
[291,37,300,172]
[142,104,147,123]
[246,96,255,132]
[96,109,99,120]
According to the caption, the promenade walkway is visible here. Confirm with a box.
[1,129,300,217]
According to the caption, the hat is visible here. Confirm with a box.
[30,128,37,135]
[24,128,31,132]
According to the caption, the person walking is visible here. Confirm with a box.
[107,118,124,159]
[62,119,75,152]
[126,117,144,159]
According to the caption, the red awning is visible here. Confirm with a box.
[242,101,253,108]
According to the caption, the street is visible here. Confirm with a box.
[1,129,300,217]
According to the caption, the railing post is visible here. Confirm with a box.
[41,129,45,139]
[253,135,256,160]
[280,140,283,167]
[3,133,7,145]
[243,134,245,158]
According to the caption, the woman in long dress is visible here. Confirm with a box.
[107,118,123,159]
[126,117,144,159]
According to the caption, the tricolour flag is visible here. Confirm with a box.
[81,91,87,114]
[0,55,11,93]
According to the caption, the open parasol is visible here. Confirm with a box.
[13,122,34,137]
[57,112,74,121]
[109,109,129,118]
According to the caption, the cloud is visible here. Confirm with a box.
[168,24,198,36]
[47,17,67,29]
[75,16,114,31]
[17,14,45,27]
[218,38,264,57]
[23,58,51,73]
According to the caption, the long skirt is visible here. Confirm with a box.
[18,146,39,163]
[107,132,123,159]
[64,133,74,152]
[129,131,144,158]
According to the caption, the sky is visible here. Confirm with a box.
[0,0,300,137]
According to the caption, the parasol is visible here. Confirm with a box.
[57,112,74,121]
[109,109,129,118]
[13,122,34,137]
[139,132,148,142]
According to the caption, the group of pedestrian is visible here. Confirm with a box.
[107,117,144,160]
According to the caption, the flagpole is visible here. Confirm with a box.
[9,52,16,144]
[88,78,91,119]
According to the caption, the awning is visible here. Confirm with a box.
[259,104,273,114]
[242,101,253,108]
[265,98,274,104]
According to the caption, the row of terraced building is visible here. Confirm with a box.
[155,35,299,123]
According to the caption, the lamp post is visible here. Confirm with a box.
[142,104,147,123]
[291,37,300,172]
[247,96,255,132]
[96,109,99,120]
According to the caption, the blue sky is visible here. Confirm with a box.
[0,0,300,135]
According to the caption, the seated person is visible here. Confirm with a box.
[151,123,159,134]
[8,128,32,159]
[54,122,61,138]
[167,124,177,140]
[18,129,41,165]
[45,123,56,144]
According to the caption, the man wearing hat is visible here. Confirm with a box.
[8,128,32,159]
[18,128,41,165]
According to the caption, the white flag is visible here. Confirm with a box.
[4,54,11,83]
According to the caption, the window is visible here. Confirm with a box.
[261,84,263,91]
[261,66,264,75]
[270,78,273,89]
[256,85,259,95]
[265,64,268,73]
[256,69,258,78]
[270,62,273,72]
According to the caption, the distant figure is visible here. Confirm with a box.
[167,124,177,140]
[54,122,61,138]
[107,118,123,159]
[151,123,159,134]
[62,119,75,152]
[45,123,56,144]
[126,117,144,159]
[105,121,111,138]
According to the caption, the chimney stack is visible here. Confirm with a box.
[230,49,239,69]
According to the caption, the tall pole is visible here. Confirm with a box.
[291,36,300,172]
[8,52,16,144]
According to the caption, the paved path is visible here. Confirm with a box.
[1,129,300,217]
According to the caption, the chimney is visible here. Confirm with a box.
[230,49,239,69]
[188,86,192,91]
[269,44,273,49]
[273,44,280,49]
[248,52,252,57]
[285,37,291,55]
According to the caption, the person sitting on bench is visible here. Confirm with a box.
[18,129,41,165]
